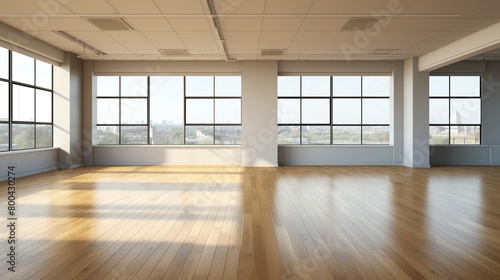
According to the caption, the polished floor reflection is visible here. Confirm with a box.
[1,166,500,279]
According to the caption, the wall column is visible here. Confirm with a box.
[403,57,430,168]
[53,53,83,168]
[241,61,278,167]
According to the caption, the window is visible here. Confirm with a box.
[96,76,241,145]
[429,76,481,145]
[277,76,390,145]
[0,47,53,152]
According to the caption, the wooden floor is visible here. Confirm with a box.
[1,166,500,279]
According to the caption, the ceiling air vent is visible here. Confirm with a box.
[158,49,191,56]
[86,17,134,31]
[341,17,379,31]
[260,49,285,56]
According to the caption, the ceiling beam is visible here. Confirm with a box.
[419,22,500,72]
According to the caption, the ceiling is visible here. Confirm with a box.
[1,0,500,61]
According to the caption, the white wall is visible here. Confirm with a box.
[430,60,500,165]
[93,146,241,166]
[0,148,58,181]
[278,146,393,165]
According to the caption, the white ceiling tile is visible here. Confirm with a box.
[384,19,461,31]
[410,41,450,50]
[224,32,261,41]
[219,19,262,31]
[230,49,259,55]
[259,32,296,42]
[190,49,221,55]
[100,49,134,55]
[177,32,216,42]
[127,18,173,31]
[168,18,212,31]
[446,19,499,31]
[152,41,187,49]
[183,42,218,50]
[153,0,206,14]
[365,41,420,50]
[262,19,303,31]
[258,42,291,49]
[33,31,70,42]
[69,31,114,42]
[299,19,347,31]
[423,31,472,42]
[121,41,157,50]
[106,0,161,14]
[216,0,265,14]
[90,41,127,50]
[1,18,99,31]
[141,32,181,42]
[264,0,315,14]
[105,31,147,42]
[369,32,436,42]
[2,0,73,13]
[59,0,116,13]
[226,42,259,50]
[130,49,162,55]
[294,31,354,42]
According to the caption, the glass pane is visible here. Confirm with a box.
[215,76,241,97]
[451,76,480,97]
[150,76,183,125]
[13,85,35,122]
[12,52,35,85]
[186,76,213,97]
[215,99,241,124]
[36,124,52,148]
[278,99,300,124]
[429,99,449,124]
[121,99,148,124]
[97,126,119,145]
[302,76,330,97]
[215,126,241,144]
[333,76,361,96]
[278,76,300,97]
[0,82,8,121]
[150,76,184,144]
[450,126,480,145]
[97,99,119,124]
[332,126,361,144]
[363,99,390,125]
[302,126,330,145]
[429,76,449,97]
[0,47,8,79]
[121,126,148,144]
[363,126,389,144]
[430,126,449,145]
[97,76,119,97]
[186,126,214,145]
[186,99,214,124]
[450,99,481,124]
[151,123,184,145]
[12,124,34,150]
[36,90,52,123]
[332,99,361,124]
[121,76,148,97]
[302,99,330,124]
[0,124,8,151]
[36,60,52,89]
[277,126,300,144]
[363,76,390,97]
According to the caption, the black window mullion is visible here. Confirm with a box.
[118,76,122,145]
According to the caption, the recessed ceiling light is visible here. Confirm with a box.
[86,18,134,31]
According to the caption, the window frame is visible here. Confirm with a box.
[277,76,391,145]
[429,75,482,145]
[96,75,242,145]
[0,48,54,152]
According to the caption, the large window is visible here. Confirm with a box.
[429,76,481,145]
[278,76,390,145]
[0,47,53,152]
[96,76,241,145]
